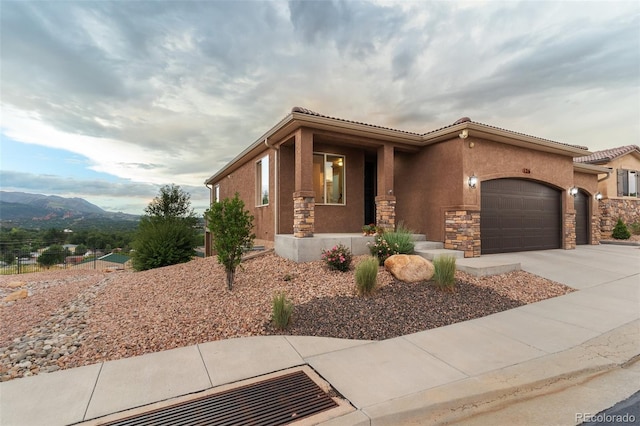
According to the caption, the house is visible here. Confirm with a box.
[575,145,640,237]
[205,107,608,261]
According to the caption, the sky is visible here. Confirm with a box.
[1,0,639,215]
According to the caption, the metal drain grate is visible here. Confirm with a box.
[103,370,339,426]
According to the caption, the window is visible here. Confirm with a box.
[256,155,269,205]
[214,184,220,203]
[617,169,640,197]
[313,153,345,204]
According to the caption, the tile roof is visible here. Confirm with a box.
[574,145,640,164]
[291,106,588,150]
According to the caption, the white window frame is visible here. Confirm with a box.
[213,184,220,203]
[256,155,269,206]
[313,152,346,205]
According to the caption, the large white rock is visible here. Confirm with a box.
[384,254,434,283]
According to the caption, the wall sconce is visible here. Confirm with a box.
[595,192,603,201]
[468,175,478,189]
[569,187,578,197]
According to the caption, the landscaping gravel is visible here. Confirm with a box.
[0,252,574,382]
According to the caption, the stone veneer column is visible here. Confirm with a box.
[444,210,481,258]
[293,191,315,238]
[564,211,576,249]
[375,195,396,232]
[591,214,601,244]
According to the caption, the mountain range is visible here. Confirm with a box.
[0,191,139,229]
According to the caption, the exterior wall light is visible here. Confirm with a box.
[468,175,478,189]
[569,187,578,197]
[595,192,603,201]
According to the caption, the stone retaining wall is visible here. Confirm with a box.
[599,198,640,237]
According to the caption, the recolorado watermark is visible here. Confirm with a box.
[576,412,636,423]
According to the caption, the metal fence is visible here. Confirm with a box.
[0,245,132,275]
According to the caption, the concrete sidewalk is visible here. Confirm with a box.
[1,245,638,425]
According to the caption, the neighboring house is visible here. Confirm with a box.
[75,252,132,270]
[205,107,607,260]
[575,145,640,237]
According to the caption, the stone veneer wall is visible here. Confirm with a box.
[599,198,640,238]
[293,194,315,238]
[375,196,396,232]
[444,210,480,258]
[564,211,576,250]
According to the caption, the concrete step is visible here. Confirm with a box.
[414,241,444,250]
[410,234,427,242]
[415,248,464,261]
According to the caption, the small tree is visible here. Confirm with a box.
[612,218,631,240]
[74,244,88,256]
[205,193,255,290]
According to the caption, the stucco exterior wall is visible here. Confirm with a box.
[394,140,464,241]
[597,153,640,199]
[312,142,365,233]
[208,148,275,242]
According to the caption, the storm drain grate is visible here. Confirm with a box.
[103,370,339,426]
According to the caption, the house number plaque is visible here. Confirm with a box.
[522,168,531,174]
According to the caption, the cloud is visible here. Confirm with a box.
[0,0,638,214]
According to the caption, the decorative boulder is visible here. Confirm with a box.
[384,254,434,283]
[7,281,26,288]
[3,289,29,302]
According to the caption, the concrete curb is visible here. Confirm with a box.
[322,319,640,425]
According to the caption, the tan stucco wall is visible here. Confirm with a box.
[597,153,640,199]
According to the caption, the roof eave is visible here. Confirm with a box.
[423,122,589,157]
[573,162,612,175]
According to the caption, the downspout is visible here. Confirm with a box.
[264,138,279,237]
[204,183,212,257]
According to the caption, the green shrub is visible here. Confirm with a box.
[132,217,199,271]
[368,224,414,265]
[629,221,640,236]
[355,256,379,296]
[432,255,457,291]
[612,218,631,240]
[272,291,293,330]
[321,244,353,272]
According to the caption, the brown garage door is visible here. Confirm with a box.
[574,190,589,245]
[481,179,562,254]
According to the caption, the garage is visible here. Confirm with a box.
[574,190,589,245]
[481,179,562,254]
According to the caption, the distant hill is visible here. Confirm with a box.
[0,191,139,230]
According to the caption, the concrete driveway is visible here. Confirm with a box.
[476,244,640,290]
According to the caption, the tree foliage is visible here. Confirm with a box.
[144,184,197,223]
[132,184,200,271]
[204,193,255,290]
[37,244,67,268]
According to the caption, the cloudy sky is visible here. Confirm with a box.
[1,1,638,215]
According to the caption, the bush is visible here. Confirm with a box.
[383,224,414,255]
[355,256,379,296]
[612,218,631,240]
[132,218,199,271]
[205,193,256,290]
[432,255,457,291]
[629,221,640,236]
[368,224,414,265]
[321,244,352,272]
[272,291,293,330]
